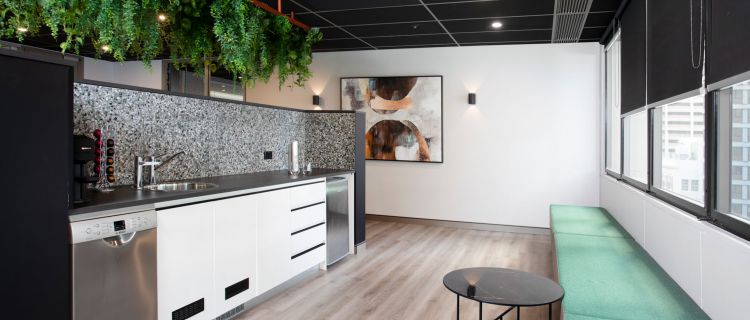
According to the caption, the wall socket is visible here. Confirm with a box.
[264,151,273,160]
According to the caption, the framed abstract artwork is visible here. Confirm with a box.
[341,76,443,163]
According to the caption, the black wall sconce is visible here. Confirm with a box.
[468,93,476,105]
[312,95,320,106]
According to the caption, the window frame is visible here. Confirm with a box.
[621,109,649,191]
[604,31,623,180]
[709,84,750,241]
[647,95,709,218]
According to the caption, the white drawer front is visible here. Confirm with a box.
[290,182,326,210]
[291,224,326,256]
[290,244,326,276]
[291,203,325,233]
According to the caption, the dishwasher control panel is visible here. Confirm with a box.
[70,210,156,244]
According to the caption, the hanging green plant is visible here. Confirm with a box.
[0,0,322,87]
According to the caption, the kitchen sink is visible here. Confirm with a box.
[143,182,218,192]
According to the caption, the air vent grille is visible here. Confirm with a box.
[552,0,594,43]
[225,278,250,300]
[172,298,204,320]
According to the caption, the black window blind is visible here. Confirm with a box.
[647,0,703,105]
[708,0,750,86]
[620,0,647,115]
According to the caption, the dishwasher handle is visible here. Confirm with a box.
[102,232,136,247]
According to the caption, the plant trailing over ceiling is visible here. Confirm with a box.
[0,0,322,87]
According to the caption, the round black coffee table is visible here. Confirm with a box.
[443,267,564,320]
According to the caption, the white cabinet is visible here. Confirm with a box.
[213,194,258,314]
[158,202,215,320]
[157,179,329,320]
[256,188,292,293]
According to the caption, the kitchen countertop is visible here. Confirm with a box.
[70,169,353,217]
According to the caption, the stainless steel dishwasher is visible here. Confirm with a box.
[327,175,350,265]
[70,210,157,320]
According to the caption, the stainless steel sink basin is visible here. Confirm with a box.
[143,182,218,192]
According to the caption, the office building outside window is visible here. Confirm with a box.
[652,95,705,204]
[716,80,750,223]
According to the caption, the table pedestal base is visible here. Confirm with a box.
[454,295,553,320]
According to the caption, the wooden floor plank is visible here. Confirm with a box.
[236,220,555,320]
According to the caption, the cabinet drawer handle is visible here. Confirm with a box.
[292,201,325,212]
[291,222,325,236]
[291,243,325,260]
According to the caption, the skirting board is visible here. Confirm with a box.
[366,214,550,235]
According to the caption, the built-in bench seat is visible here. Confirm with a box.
[549,205,709,320]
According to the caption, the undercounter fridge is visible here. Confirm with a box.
[326,175,351,265]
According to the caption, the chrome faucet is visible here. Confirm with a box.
[134,151,185,189]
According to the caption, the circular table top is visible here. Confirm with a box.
[442,267,564,307]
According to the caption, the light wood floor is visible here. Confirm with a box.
[237,219,556,320]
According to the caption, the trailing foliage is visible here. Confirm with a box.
[0,0,322,87]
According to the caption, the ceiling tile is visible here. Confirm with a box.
[294,13,334,28]
[428,0,556,20]
[318,6,433,26]
[443,15,553,33]
[313,38,371,50]
[454,29,552,44]
[378,43,457,50]
[318,27,353,39]
[256,0,308,13]
[584,11,615,27]
[293,0,421,12]
[590,0,623,12]
[580,26,607,40]
[346,21,445,38]
[314,47,375,52]
[460,40,548,46]
[367,34,455,47]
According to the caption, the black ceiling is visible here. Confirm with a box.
[279,0,623,51]
[6,0,621,57]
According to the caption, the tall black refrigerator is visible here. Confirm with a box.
[0,51,74,319]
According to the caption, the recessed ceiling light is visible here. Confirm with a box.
[17,27,28,33]
[491,22,502,29]
[101,45,110,52]
[158,14,167,22]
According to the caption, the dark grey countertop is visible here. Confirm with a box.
[70,169,353,216]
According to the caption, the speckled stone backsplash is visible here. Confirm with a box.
[74,83,355,186]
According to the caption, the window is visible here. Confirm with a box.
[623,110,648,184]
[166,62,245,101]
[209,68,245,101]
[605,32,622,174]
[652,95,705,204]
[716,79,750,225]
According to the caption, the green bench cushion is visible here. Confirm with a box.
[550,205,631,239]
[554,233,709,320]
[562,312,616,320]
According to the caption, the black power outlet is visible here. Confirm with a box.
[264,151,273,160]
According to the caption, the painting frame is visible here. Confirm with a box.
[340,75,444,164]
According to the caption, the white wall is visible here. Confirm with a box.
[600,175,750,320]
[83,57,163,90]
[246,43,602,228]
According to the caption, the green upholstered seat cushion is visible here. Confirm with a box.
[563,312,616,320]
[555,233,709,320]
[550,205,631,239]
